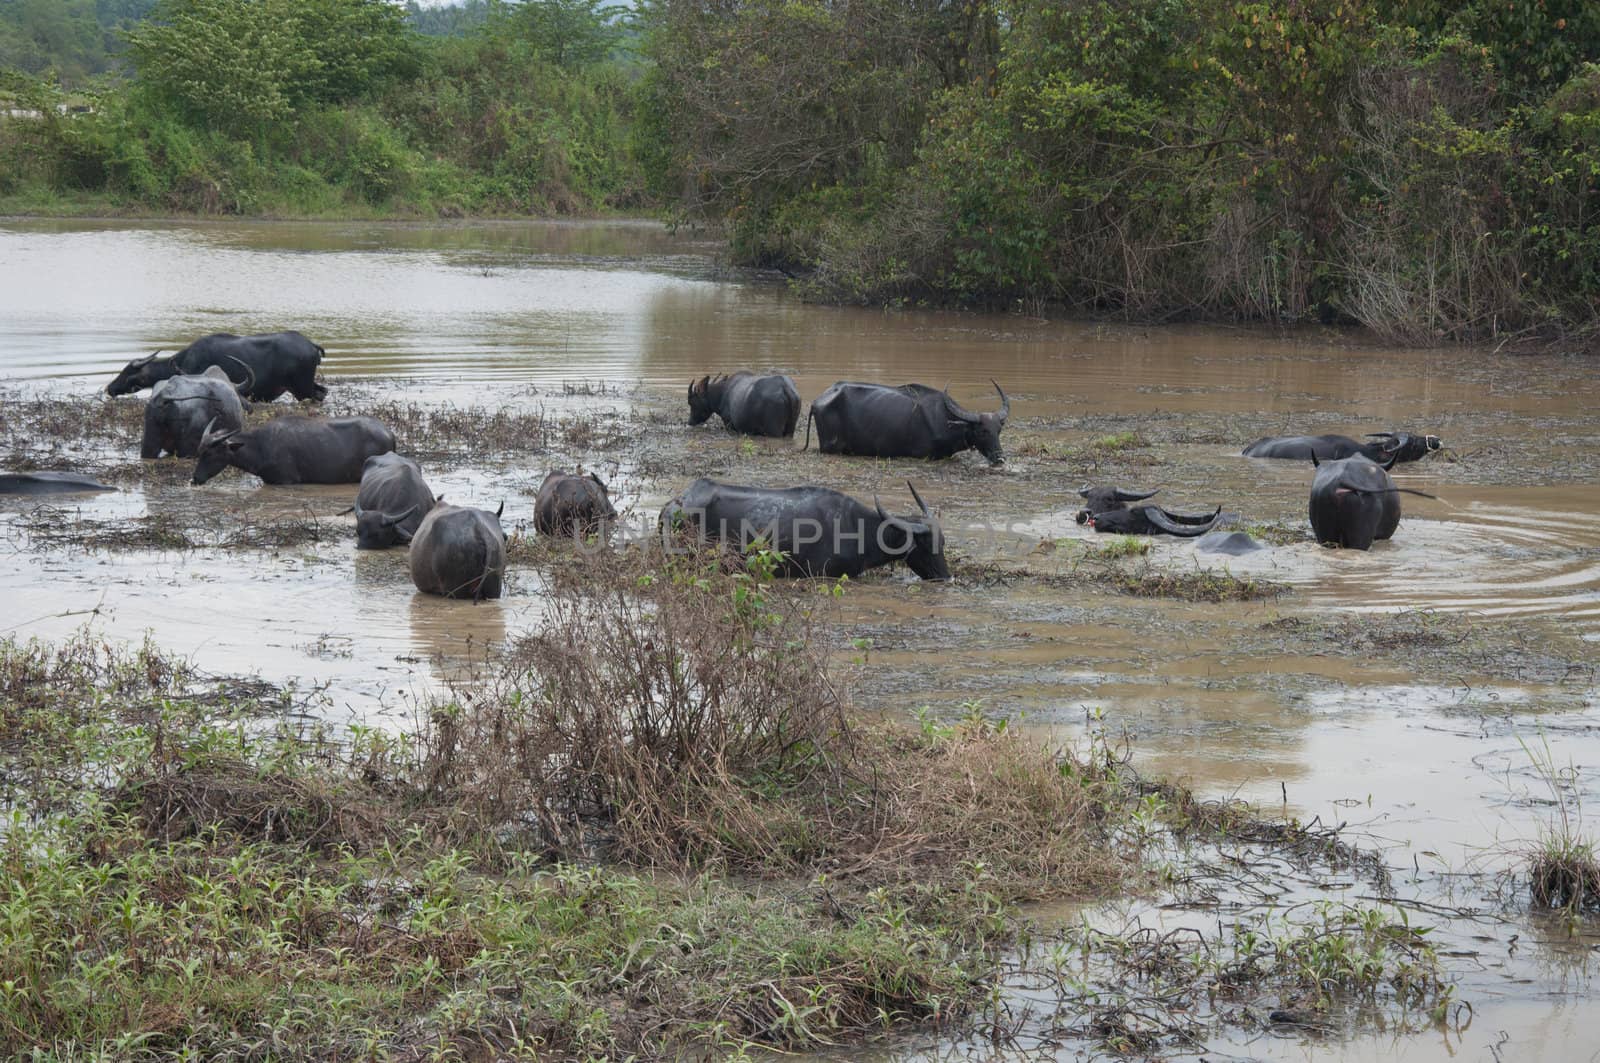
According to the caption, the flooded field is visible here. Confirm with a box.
[2,218,1598,1060]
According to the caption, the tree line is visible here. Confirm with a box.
[2,0,1596,345]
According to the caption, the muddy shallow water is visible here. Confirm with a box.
[2,219,1598,1060]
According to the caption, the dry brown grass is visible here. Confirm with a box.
[402,546,1133,897]
[122,756,391,854]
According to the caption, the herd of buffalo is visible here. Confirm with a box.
[0,332,1446,596]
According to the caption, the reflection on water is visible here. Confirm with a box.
[3,220,1599,1061]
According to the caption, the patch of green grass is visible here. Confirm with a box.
[1111,562,1284,602]
[0,550,1152,1058]
[1091,534,1152,559]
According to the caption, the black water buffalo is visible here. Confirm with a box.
[191,416,395,486]
[106,331,327,402]
[1074,483,1223,537]
[141,366,248,459]
[688,372,801,437]
[409,503,506,601]
[0,471,114,495]
[1083,505,1223,537]
[351,453,437,549]
[660,478,950,580]
[1308,455,1401,550]
[1243,432,1440,463]
[804,381,1011,465]
[534,469,616,539]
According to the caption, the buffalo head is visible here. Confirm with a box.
[875,481,950,581]
[191,416,243,485]
[1074,484,1160,524]
[1367,432,1443,463]
[106,351,175,396]
[946,380,1010,465]
[687,375,717,425]
[355,502,421,549]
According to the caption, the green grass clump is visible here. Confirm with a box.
[0,549,1148,1058]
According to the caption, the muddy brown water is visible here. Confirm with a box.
[2,219,1598,1060]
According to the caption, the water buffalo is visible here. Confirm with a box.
[409,502,506,601]
[1244,432,1441,463]
[804,381,1010,465]
[191,416,396,486]
[1195,531,1264,556]
[661,479,950,580]
[1308,455,1401,550]
[141,366,248,459]
[106,331,327,402]
[0,471,114,495]
[1073,484,1160,523]
[1082,505,1223,537]
[534,469,616,539]
[351,453,437,549]
[1074,483,1223,537]
[688,372,802,437]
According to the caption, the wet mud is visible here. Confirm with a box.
[2,219,1598,1060]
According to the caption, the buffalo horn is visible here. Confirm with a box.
[338,505,357,516]
[1145,506,1222,537]
[381,505,418,529]
[943,390,979,423]
[1364,432,1397,440]
[1113,487,1160,502]
[907,481,933,520]
[199,415,240,450]
[874,494,891,523]
[225,355,256,397]
[495,500,504,519]
[992,379,1009,423]
[136,350,161,366]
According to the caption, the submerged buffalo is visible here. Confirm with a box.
[1195,531,1263,556]
[1308,455,1402,550]
[191,416,395,486]
[351,453,437,549]
[1074,483,1222,537]
[141,366,248,459]
[661,478,950,580]
[804,381,1010,465]
[409,503,506,601]
[534,469,616,539]
[0,471,114,495]
[688,372,801,437]
[1244,432,1440,463]
[106,331,327,403]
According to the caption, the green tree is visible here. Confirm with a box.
[125,0,412,134]
[501,0,624,69]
